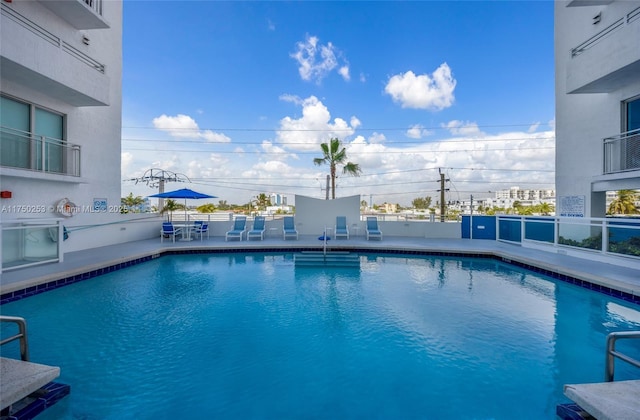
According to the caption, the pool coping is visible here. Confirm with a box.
[2,238,639,306]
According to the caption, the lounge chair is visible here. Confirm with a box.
[335,216,349,239]
[161,222,182,243]
[225,216,246,241]
[283,216,298,240]
[192,222,209,241]
[247,216,266,241]
[366,217,383,240]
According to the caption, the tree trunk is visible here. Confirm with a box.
[331,164,336,199]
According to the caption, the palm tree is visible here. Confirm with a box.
[197,203,216,213]
[313,138,361,199]
[608,190,639,215]
[160,199,183,221]
[537,202,554,216]
[121,192,144,213]
[254,193,271,210]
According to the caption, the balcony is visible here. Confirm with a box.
[603,129,640,175]
[0,4,109,106]
[566,5,640,93]
[39,0,109,29]
[0,127,81,178]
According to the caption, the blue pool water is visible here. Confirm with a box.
[2,253,640,419]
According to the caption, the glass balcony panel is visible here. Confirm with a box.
[2,225,60,271]
[558,222,603,251]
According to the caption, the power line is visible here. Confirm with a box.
[121,135,554,145]
[122,146,554,154]
[122,123,552,132]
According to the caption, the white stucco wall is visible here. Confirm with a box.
[1,1,124,254]
[294,195,361,235]
[555,0,640,217]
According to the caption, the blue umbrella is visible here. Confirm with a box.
[149,188,217,221]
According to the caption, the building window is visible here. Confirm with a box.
[626,96,640,132]
[1,95,66,174]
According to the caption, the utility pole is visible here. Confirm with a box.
[437,169,449,222]
[127,168,190,213]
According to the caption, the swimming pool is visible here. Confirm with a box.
[2,252,639,419]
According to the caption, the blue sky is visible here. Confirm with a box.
[121,0,555,207]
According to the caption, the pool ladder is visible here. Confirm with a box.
[605,331,640,381]
[0,315,29,361]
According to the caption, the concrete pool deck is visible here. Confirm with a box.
[2,235,640,299]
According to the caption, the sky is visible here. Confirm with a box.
[121,0,556,207]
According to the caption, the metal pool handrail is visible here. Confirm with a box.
[605,331,640,382]
[0,315,30,361]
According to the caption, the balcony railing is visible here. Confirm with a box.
[495,215,640,261]
[603,129,640,174]
[1,127,81,177]
[2,4,106,72]
[571,5,640,57]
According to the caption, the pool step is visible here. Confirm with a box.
[294,251,360,267]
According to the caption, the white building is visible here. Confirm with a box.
[555,0,640,217]
[1,0,124,259]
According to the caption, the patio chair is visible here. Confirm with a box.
[225,216,246,241]
[247,216,266,241]
[192,222,209,241]
[161,222,182,243]
[366,217,383,241]
[335,216,349,239]
[283,216,298,240]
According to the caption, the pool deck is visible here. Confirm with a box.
[1,235,639,419]
[2,235,640,298]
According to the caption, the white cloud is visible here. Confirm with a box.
[339,65,350,81]
[291,35,349,84]
[152,114,231,143]
[548,118,556,131]
[121,152,134,177]
[442,120,482,136]
[369,132,386,144]
[277,95,359,151]
[384,63,456,110]
[406,124,433,139]
[279,94,302,105]
[528,122,540,133]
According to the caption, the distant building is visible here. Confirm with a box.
[481,187,556,211]
[270,193,287,206]
[555,1,640,218]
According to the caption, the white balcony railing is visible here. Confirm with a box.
[603,129,640,174]
[571,5,640,58]
[1,126,81,177]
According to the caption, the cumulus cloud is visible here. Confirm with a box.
[121,152,134,176]
[442,120,482,136]
[291,35,350,83]
[384,64,456,110]
[406,124,433,139]
[152,114,231,143]
[261,140,299,161]
[276,95,359,151]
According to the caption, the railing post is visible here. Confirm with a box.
[605,333,616,382]
[604,331,640,382]
[0,316,30,361]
